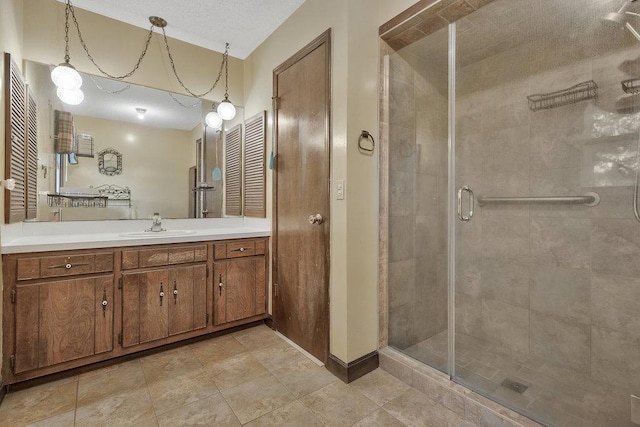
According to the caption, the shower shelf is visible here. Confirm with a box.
[622,77,640,94]
[527,80,598,111]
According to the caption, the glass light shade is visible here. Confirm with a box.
[57,87,85,105]
[205,110,223,129]
[51,63,83,90]
[217,100,236,120]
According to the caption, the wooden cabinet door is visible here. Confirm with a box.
[13,276,114,373]
[122,270,169,347]
[214,258,265,325]
[168,265,207,336]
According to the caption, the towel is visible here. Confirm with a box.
[54,110,77,154]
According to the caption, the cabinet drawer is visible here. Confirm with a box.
[17,252,114,281]
[214,239,266,259]
[122,244,207,270]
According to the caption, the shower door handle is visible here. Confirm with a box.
[457,186,474,222]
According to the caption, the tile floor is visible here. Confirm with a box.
[0,325,477,426]
[403,330,633,427]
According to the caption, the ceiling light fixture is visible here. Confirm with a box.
[216,43,236,121]
[135,107,147,119]
[53,0,236,115]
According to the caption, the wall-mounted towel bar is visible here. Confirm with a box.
[477,192,600,207]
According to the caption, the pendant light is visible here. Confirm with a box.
[51,1,83,92]
[216,43,236,121]
[205,106,223,129]
[56,87,85,105]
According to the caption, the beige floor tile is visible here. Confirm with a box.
[75,387,155,427]
[149,366,220,416]
[300,381,378,426]
[383,388,463,427]
[244,400,324,426]
[140,346,202,385]
[156,394,241,426]
[190,334,248,366]
[0,377,78,426]
[350,368,412,406]
[208,351,269,390]
[132,417,160,427]
[221,372,296,424]
[253,344,310,372]
[233,325,289,350]
[77,359,147,406]
[25,410,75,427]
[271,357,338,398]
[351,408,407,427]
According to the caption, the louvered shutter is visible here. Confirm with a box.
[26,87,38,220]
[243,111,266,218]
[225,124,242,216]
[4,53,26,223]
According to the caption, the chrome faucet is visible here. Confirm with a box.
[147,212,165,232]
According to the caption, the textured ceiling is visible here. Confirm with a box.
[60,0,306,59]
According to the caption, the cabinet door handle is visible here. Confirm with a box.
[159,282,164,306]
[101,288,108,317]
[173,280,178,304]
[218,273,223,296]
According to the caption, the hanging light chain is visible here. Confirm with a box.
[168,92,200,108]
[224,42,230,99]
[88,75,131,95]
[61,0,230,98]
[63,1,71,64]
[66,0,154,80]
[160,27,227,98]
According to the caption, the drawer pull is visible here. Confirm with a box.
[231,247,248,253]
[47,262,90,270]
[102,289,108,317]
[159,282,164,306]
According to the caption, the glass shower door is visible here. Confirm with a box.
[452,0,640,425]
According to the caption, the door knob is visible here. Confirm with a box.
[308,213,323,225]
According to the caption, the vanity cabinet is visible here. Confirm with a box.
[5,250,115,375]
[2,238,268,385]
[213,239,267,325]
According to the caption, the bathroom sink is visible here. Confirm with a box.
[119,230,197,238]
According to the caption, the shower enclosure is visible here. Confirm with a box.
[383,0,640,425]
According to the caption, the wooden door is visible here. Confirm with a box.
[168,265,207,336]
[273,30,331,363]
[213,259,259,325]
[122,270,169,347]
[13,276,113,372]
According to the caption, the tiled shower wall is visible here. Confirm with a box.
[453,33,640,394]
[387,46,449,351]
[387,4,640,397]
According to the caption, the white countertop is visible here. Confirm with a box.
[0,217,271,254]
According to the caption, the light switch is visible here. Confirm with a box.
[336,180,344,200]
[632,395,640,425]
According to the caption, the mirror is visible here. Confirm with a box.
[98,148,122,176]
[24,60,244,221]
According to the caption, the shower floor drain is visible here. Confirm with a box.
[501,378,529,394]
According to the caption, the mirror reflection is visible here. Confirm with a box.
[25,60,244,221]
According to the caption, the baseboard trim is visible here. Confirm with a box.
[326,351,379,383]
[0,381,7,407]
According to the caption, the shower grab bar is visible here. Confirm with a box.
[477,192,600,207]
